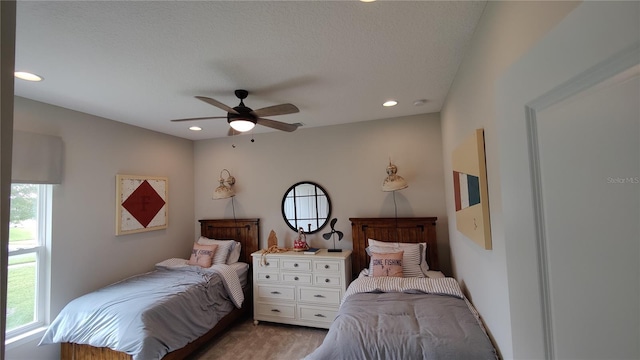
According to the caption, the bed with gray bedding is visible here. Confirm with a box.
[39,262,247,360]
[304,277,498,360]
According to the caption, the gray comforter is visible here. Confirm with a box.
[305,277,498,360]
[39,263,245,360]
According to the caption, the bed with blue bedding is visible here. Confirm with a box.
[40,218,259,360]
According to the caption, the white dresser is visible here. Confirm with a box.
[251,249,352,329]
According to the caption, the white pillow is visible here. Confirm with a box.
[369,239,429,272]
[368,239,429,276]
[227,242,241,264]
[198,237,236,265]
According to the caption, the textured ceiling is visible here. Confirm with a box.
[14,1,486,140]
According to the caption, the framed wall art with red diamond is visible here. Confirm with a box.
[116,174,168,235]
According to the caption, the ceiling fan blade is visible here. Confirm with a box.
[170,116,227,122]
[195,96,239,114]
[251,103,299,117]
[256,118,299,132]
[227,128,239,137]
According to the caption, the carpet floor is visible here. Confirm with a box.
[187,316,328,360]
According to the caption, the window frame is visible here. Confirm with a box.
[5,184,51,343]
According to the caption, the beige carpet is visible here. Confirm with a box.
[188,317,328,360]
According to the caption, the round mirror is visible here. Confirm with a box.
[282,181,332,234]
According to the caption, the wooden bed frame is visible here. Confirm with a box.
[60,218,260,360]
[349,217,439,277]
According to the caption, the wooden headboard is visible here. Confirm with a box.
[350,217,439,277]
[199,218,260,265]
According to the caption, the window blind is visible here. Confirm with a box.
[11,130,63,184]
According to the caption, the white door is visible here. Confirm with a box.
[536,65,639,360]
[497,2,639,359]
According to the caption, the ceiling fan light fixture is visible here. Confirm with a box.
[229,119,256,132]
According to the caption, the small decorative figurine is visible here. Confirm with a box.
[322,218,343,252]
[268,229,278,248]
[293,227,309,251]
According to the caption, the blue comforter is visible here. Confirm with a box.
[40,265,241,359]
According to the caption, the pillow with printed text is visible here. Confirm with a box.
[187,242,218,268]
[368,239,428,277]
[369,250,404,277]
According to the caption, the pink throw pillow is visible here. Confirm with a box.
[370,251,404,277]
[187,242,218,268]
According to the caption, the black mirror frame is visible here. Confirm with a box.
[281,181,332,234]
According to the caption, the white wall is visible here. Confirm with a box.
[440,1,579,358]
[7,97,195,360]
[194,113,451,273]
[496,2,639,359]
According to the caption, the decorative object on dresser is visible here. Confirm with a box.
[452,128,492,249]
[251,249,352,329]
[293,227,309,251]
[322,218,344,252]
[52,218,259,360]
[267,229,278,248]
[115,174,168,235]
[303,248,320,255]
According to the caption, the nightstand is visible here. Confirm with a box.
[251,249,352,329]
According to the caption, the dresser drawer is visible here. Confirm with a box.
[313,260,341,273]
[282,258,312,271]
[256,273,279,282]
[251,249,351,329]
[314,274,341,287]
[282,272,312,284]
[253,257,280,272]
[298,287,341,306]
[299,305,338,324]
[256,284,295,301]
[256,302,296,320]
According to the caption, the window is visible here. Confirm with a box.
[6,184,51,340]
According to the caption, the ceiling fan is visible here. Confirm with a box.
[171,89,300,135]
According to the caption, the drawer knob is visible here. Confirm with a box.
[271,291,281,295]
[294,276,299,281]
[324,265,329,269]
[271,309,280,313]
[294,263,299,267]
[313,294,325,298]
[325,278,330,283]
[265,275,270,279]
[314,314,326,318]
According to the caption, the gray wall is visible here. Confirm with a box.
[7,103,448,359]
[440,1,579,359]
[8,97,195,360]
[194,113,450,272]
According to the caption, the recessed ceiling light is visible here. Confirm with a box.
[383,100,398,107]
[189,126,202,131]
[413,99,428,106]
[14,72,43,82]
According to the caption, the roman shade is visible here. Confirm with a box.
[11,130,63,184]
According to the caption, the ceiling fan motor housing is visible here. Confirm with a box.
[228,104,256,125]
